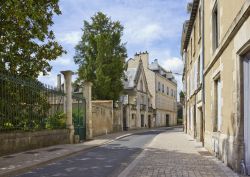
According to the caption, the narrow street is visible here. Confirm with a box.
[16,129,164,177]
[15,128,240,177]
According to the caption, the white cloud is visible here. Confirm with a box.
[38,73,58,87]
[160,57,183,74]
[51,56,73,66]
[124,23,165,46]
[57,31,82,45]
[160,57,184,98]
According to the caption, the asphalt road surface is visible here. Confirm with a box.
[16,129,166,177]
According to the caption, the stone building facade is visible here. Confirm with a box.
[126,52,177,128]
[123,60,154,129]
[181,0,250,174]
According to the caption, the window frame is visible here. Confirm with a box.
[214,76,222,132]
[212,1,219,52]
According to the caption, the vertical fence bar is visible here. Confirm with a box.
[0,73,67,132]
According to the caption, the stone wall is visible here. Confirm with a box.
[0,129,70,156]
[113,106,123,132]
[92,100,114,137]
[91,100,123,137]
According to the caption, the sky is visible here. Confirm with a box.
[38,0,190,95]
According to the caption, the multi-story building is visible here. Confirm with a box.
[127,52,177,128]
[182,0,250,174]
[181,0,204,144]
[122,60,154,130]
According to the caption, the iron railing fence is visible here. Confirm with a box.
[0,73,66,132]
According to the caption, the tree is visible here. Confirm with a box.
[179,91,185,105]
[0,0,65,78]
[0,1,65,131]
[74,12,127,101]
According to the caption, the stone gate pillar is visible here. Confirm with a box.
[83,81,93,139]
[61,70,74,144]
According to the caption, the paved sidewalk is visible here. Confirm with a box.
[0,129,149,177]
[119,128,241,177]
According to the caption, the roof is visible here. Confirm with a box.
[181,0,200,54]
[123,68,137,89]
[148,59,177,85]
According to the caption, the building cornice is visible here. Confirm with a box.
[204,1,250,76]
[182,0,200,52]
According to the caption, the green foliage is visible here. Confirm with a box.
[0,74,66,132]
[0,77,50,131]
[72,109,84,125]
[179,91,185,98]
[177,118,183,125]
[46,112,66,130]
[0,0,65,78]
[0,0,65,131]
[74,12,127,102]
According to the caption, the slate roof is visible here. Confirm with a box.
[123,68,137,89]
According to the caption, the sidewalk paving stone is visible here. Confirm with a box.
[118,128,245,177]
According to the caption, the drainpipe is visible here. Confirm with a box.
[183,50,188,134]
[201,0,205,146]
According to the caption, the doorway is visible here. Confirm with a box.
[123,107,128,131]
[193,105,197,138]
[141,114,144,127]
[148,115,152,128]
[166,114,169,127]
[198,107,204,145]
[243,53,250,174]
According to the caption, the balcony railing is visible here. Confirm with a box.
[131,104,137,110]
[140,104,146,111]
[148,106,154,112]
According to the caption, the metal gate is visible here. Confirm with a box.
[72,94,86,141]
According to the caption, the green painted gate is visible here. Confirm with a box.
[72,94,86,141]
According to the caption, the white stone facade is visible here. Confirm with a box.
[126,52,178,128]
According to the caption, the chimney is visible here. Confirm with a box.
[57,74,61,91]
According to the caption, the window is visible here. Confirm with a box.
[212,2,219,51]
[140,80,143,91]
[171,89,173,97]
[197,57,200,85]
[199,7,202,38]
[167,87,169,95]
[162,84,164,93]
[190,38,193,61]
[141,95,144,104]
[193,25,196,55]
[214,77,222,132]
[158,82,161,91]
[190,106,193,130]
[194,60,198,91]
